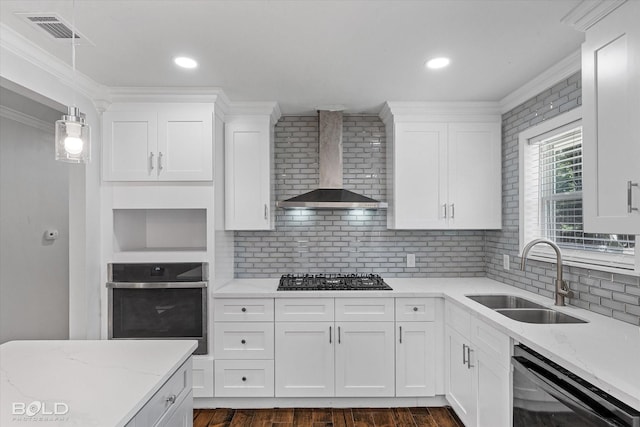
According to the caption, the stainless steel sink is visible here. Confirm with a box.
[495,309,587,324]
[466,294,546,310]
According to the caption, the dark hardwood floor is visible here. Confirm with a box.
[193,407,463,427]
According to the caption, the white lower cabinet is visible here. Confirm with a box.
[273,298,396,398]
[445,303,511,427]
[274,322,334,397]
[335,321,395,397]
[126,358,193,427]
[191,357,213,398]
[396,322,436,397]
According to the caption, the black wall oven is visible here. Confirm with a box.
[513,344,639,427]
[107,263,208,355]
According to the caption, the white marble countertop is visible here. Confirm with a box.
[0,340,197,427]
[215,277,640,410]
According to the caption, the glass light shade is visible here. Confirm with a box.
[55,107,90,163]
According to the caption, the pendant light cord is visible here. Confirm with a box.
[71,0,77,109]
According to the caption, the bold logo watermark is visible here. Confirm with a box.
[12,401,69,422]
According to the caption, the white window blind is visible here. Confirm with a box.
[521,118,635,270]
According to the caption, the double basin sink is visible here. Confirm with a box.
[466,295,587,324]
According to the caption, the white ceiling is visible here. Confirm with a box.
[0,0,585,114]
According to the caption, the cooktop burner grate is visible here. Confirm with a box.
[277,274,392,291]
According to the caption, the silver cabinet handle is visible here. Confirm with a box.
[329,326,332,344]
[462,343,467,365]
[338,326,341,344]
[442,204,447,218]
[628,181,638,213]
[149,152,154,171]
[399,326,403,344]
[264,204,268,220]
[450,203,455,219]
[158,151,163,171]
[165,394,176,404]
[467,346,474,369]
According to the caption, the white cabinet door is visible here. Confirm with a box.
[475,348,510,427]
[396,322,436,397]
[191,357,213,398]
[103,111,158,181]
[275,322,334,397]
[448,122,501,229]
[445,326,476,427]
[157,111,213,181]
[335,321,395,397]
[392,122,448,229]
[583,1,640,234]
[225,117,272,230]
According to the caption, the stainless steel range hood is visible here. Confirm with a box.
[276,110,387,209]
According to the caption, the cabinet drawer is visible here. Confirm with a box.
[395,298,435,322]
[445,302,471,336]
[214,322,274,359]
[144,358,192,427]
[214,298,274,322]
[275,298,334,322]
[335,298,394,321]
[214,360,274,397]
[470,317,510,368]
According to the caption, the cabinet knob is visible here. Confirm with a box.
[241,377,247,382]
[241,339,246,344]
[413,307,418,312]
[165,394,176,404]
[241,307,247,312]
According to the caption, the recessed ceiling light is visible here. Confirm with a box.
[174,56,198,69]
[425,57,450,70]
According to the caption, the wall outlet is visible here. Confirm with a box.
[503,254,510,270]
[44,229,59,241]
[407,253,416,268]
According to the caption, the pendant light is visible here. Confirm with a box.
[55,0,90,163]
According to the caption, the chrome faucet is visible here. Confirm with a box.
[520,238,573,306]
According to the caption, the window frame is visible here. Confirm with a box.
[518,107,639,275]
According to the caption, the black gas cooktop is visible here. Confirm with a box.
[277,274,392,291]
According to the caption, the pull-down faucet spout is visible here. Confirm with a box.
[520,238,573,306]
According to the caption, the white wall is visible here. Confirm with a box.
[0,27,103,339]
[0,106,70,342]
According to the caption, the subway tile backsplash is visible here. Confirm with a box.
[235,75,640,326]
[235,115,486,278]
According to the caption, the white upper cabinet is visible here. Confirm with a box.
[382,103,502,230]
[103,106,213,182]
[225,115,276,230]
[582,0,640,234]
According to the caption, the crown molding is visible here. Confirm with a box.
[380,101,502,124]
[0,105,55,133]
[227,101,282,124]
[561,0,627,31]
[499,49,581,114]
[0,23,109,109]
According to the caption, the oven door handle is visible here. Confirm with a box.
[512,357,624,427]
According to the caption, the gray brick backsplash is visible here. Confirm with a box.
[235,73,640,326]
[236,115,485,278]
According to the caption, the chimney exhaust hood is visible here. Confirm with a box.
[276,110,387,210]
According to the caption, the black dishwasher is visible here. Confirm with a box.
[512,345,639,427]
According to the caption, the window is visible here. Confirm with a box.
[520,107,636,272]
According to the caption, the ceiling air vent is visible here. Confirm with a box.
[16,13,93,45]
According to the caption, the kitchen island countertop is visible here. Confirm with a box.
[215,277,640,410]
[0,340,197,427]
